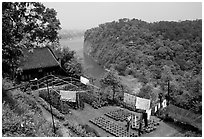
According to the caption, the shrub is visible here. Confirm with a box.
[39,88,71,114]
[63,121,97,137]
[32,94,65,120]
[184,131,201,137]
[2,87,59,137]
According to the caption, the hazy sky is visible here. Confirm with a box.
[43,2,202,30]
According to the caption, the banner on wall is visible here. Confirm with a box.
[135,97,150,110]
[124,93,136,106]
[60,90,77,102]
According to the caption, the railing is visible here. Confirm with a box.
[35,75,83,91]
[5,74,92,92]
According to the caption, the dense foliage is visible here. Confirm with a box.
[2,2,61,77]
[84,18,202,114]
[2,79,59,137]
[100,69,120,101]
[54,47,82,77]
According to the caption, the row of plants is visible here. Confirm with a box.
[105,109,132,122]
[89,116,138,137]
[63,120,97,137]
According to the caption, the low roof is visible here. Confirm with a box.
[19,47,60,70]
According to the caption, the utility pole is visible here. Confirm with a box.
[47,78,56,134]
[167,80,170,106]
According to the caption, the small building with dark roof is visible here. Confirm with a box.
[18,47,62,81]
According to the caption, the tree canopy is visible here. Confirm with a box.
[2,2,61,77]
[84,18,202,114]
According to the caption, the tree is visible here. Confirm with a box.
[84,18,202,114]
[161,65,173,83]
[137,85,152,99]
[100,69,120,101]
[2,2,61,78]
[64,58,82,77]
[55,47,82,77]
[57,47,75,68]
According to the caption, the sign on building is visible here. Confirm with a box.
[60,90,77,102]
[124,93,136,106]
[135,97,150,110]
[80,76,89,85]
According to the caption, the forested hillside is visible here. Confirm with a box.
[84,18,202,114]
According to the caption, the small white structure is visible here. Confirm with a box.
[80,76,89,85]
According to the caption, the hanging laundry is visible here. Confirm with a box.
[60,90,77,102]
[162,99,167,108]
[135,115,137,124]
[154,106,157,113]
[127,115,132,121]
[80,76,89,85]
[158,103,161,109]
[146,109,152,120]
[135,97,150,110]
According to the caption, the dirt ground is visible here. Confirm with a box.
[34,89,183,137]
[65,103,181,137]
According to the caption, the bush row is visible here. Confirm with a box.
[79,91,109,109]
[39,89,71,114]
[32,93,65,121]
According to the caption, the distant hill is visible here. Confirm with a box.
[84,18,202,114]
[59,29,85,40]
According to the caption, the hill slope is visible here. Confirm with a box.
[2,79,59,137]
[84,18,202,114]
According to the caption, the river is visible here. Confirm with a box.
[59,37,106,79]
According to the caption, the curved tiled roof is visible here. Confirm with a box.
[19,47,60,70]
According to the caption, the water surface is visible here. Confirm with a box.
[60,38,106,79]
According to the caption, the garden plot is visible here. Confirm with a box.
[105,109,161,134]
[70,103,165,137]
[89,116,138,137]
[105,109,135,121]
